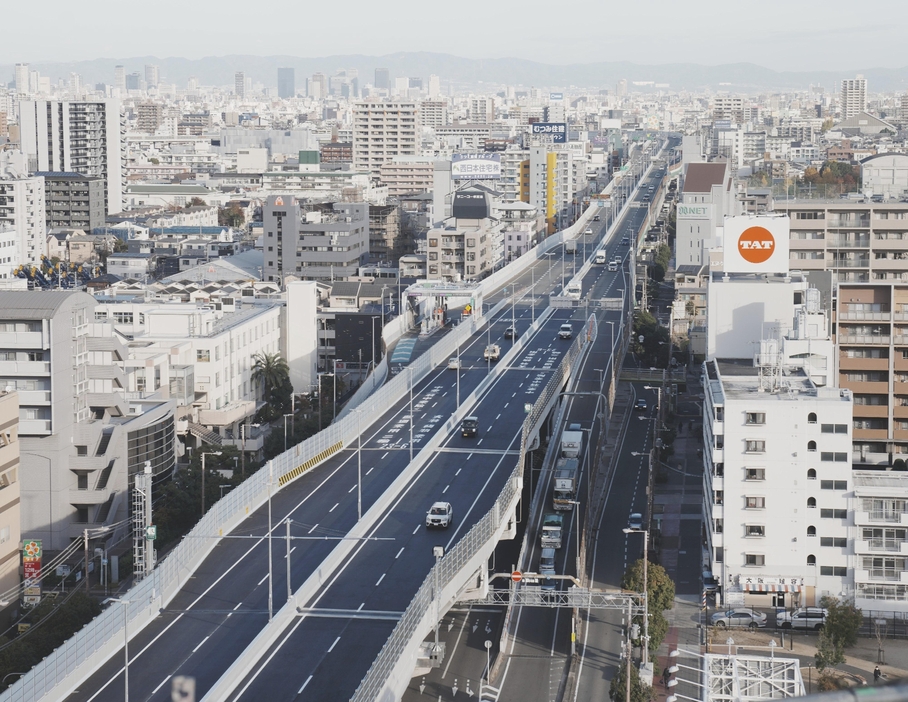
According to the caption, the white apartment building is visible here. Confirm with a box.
[352,101,418,178]
[0,151,45,264]
[0,391,21,597]
[703,357,853,608]
[841,76,868,120]
[95,299,282,447]
[18,99,125,216]
[0,227,20,281]
[426,188,501,282]
[419,100,448,130]
[378,157,434,196]
[853,472,908,610]
[436,124,492,151]
[0,291,176,551]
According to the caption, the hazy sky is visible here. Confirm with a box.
[4,0,907,72]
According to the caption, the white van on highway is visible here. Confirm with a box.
[594,250,607,264]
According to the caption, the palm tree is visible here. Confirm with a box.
[251,352,290,406]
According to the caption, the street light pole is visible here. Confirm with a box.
[357,410,363,520]
[624,525,650,666]
[283,413,292,453]
[110,598,130,702]
[333,358,340,421]
[201,451,222,517]
[409,366,414,462]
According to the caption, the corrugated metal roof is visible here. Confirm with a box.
[682,163,727,194]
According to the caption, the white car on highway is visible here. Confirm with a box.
[426,502,453,528]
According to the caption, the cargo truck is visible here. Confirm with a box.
[565,239,577,254]
[560,429,583,458]
[553,458,579,510]
[483,344,501,361]
[594,250,607,264]
[540,513,564,549]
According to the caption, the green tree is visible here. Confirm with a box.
[631,311,670,368]
[218,203,245,228]
[609,662,654,702]
[815,627,845,672]
[822,596,863,647]
[252,352,291,418]
[187,197,208,208]
[622,558,676,652]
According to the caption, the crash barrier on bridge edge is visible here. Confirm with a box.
[5,303,513,702]
[199,307,557,702]
[2,171,614,702]
[350,315,598,702]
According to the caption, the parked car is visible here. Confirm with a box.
[776,607,828,630]
[426,502,453,528]
[702,571,720,593]
[710,608,767,629]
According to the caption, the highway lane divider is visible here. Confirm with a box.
[199,307,544,702]
[278,441,345,488]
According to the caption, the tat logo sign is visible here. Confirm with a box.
[738,226,775,264]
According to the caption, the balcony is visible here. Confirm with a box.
[855,510,908,526]
[19,419,51,435]
[838,311,891,321]
[855,539,908,555]
[852,404,889,418]
[17,390,51,404]
[828,217,870,228]
[829,239,871,248]
[839,356,889,371]
[198,399,256,427]
[842,380,890,395]
[0,331,44,348]
[837,334,890,345]
[854,428,890,441]
[831,259,871,268]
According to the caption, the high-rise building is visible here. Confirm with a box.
[144,64,159,89]
[277,67,295,99]
[38,171,106,231]
[309,73,327,100]
[15,63,29,95]
[374,67,389,90]
[428,74,441,99]
[136,102,164,133]
[234,71,246,98]
[18,99,125,216]
[352,100,418,177]
[841,75,867,120]
[114,65,126,91]
[125,72,141,91]
[262,197,369,283]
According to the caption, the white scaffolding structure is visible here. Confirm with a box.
[669,648,804,702]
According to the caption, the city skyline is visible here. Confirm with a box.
[3,0,908,73]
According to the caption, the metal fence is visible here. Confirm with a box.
[350,315,597,701]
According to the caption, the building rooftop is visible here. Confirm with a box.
[0,291,86,319]
[683,162,727,194]
[710,358,850,403]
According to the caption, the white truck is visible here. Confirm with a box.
[540,512,564,549]
[553,458,579,510]
[483,344,501,361]
[560,429,583,458]
[565,239,577,254]
[594,250,607,265]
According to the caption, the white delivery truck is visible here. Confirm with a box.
[560,429,583,458]
[553,458,580,510]
[594,250,607,264]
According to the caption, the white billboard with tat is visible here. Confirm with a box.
[722,214,790,275]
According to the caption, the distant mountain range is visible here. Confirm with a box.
[3,53,908,93]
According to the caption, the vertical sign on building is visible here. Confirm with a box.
[22,540,42,605]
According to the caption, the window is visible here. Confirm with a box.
[746,412,766,425]
[808,412,817,424]
[714,518,723,533]
[821,424,848,434]
[428,252,438,261]
[820,452,849,462]
[715,548,723,563]
[27,352,44,361]
[746,440,766,453]
[808,525,817,536]
[808,441,817,451]
[466,238,476,247]
[821,508,848,519]
[197,349,210,362]
[820,566,848,577]
[745,468,765,481]
[745,524,765,537]
[745,496,765,509]
[714,490,724,505]
[820,480,848,490]
[808,497,817,508]
[745,554,765,566]
[807,554,816,566]
[820,537,848,548]
[428,238,438,248]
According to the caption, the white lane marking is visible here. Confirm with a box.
[413,525,420,534]
[358,603,365,610]
[192,635,210,653]
[467,453,473,460]
[395,547,405,559]
[504,403,509,408]
[257,574,268,586]
[328,636,341,652]
[151,676,171,695]
[307,523,319,534]
[375,573,386,587]
[443,484,450,494]
[366,466,374,475]
[298,675,313,693]
[348,484,356,493]
[329,502,339,512]
[511,392,516,397]
[495,413,501,420]
[477,439,483,445]
[441,611,471,679]
[380,452,388,460]
[455,468,462,476]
